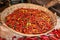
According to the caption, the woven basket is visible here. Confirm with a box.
[1,3,57,37]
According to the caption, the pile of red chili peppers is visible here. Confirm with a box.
[5,8,53,34]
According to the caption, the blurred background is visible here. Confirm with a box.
[0,0,60,16]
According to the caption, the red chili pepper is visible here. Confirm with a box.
[49,35,58,40]
[12,36,16,40]
[57,29,60,33]
[25,37,39,40]
[0,37,3,40]
[52,29,60,39]
[40,35,50,40]
[17,37,24,40]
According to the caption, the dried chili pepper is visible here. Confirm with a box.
[5,8,53,34]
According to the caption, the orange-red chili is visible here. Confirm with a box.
[5,8,53,34]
